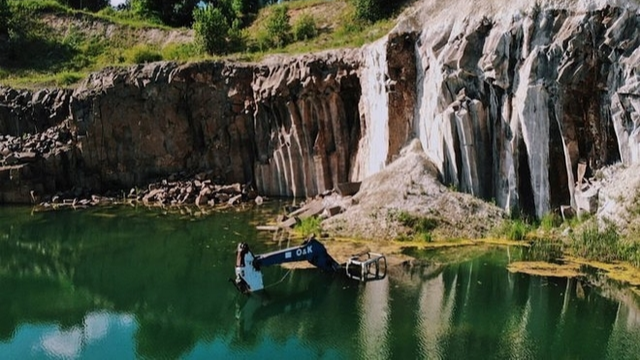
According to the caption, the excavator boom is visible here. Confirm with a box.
[255,238,340,272]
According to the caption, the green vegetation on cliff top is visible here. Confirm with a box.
[0,0,410,89]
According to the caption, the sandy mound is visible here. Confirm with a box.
[323,139,504,240]
[596,163,640,235]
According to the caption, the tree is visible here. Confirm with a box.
[230,0,259,17]
[0,0,9,38]
[265,5,290,48]
[129,0,200,27]
[353,0,381,22]
[193,5,230,55]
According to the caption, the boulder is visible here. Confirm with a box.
[336,182,361,196]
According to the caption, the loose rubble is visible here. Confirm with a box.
[0,111,265,211]
[263,187,357,231]
[33,175,262,211]
[0,123,73,166]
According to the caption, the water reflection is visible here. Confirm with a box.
[416,266,455,360]
[357,276,390,360]
[0,207,639,359]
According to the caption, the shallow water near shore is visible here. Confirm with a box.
[0,205,639,359]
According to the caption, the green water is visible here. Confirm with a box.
[0,205,639,360]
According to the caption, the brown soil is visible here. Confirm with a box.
[41,13,193,47]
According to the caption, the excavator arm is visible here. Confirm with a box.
[254,238,340,272]
[232,236,386,294]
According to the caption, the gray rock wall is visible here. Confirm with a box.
[401,3,640,218]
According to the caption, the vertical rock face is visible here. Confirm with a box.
[407,3,640,218]
[1,0,639,219]
[71,61,256,190]
[251,51,361,197]
[354,32,418,180]
[67,52,361,198]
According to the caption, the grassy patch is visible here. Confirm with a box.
[124,44,163,64]
[161,43,201,62]
[391,210,437,242]
[539,212,561,231]
[570,222,640,267]
[2,0,404,88]
[55,71,84,86]
[285,0,329,11]
[10,0,68,14]
[492,218,531,241]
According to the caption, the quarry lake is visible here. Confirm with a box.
[0,205,639,360]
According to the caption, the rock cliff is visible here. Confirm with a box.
[404,0,640,218]
[1,0,639,221]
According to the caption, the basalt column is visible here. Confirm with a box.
[252,53,362,197]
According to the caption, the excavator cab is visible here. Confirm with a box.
[233,242,265,293]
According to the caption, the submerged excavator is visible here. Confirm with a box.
[232,236,387,294]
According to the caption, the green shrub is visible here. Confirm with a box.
[125,44,162,63]
[392,211,437,242]
[0,0,9,37]
[227,18,245,53]
[264,5,290,48]
[419,232,433,242]
[293,13,317,41]
[396,211,438,233]
[493,218,530,241]
[193,5,229,55]
[247,28,271,52]
[353,0,381,22]
[96,5,115,17]
[55,0,109,12]
[295,216,322,238]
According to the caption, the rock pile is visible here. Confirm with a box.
[271,188,355,230]
[35,175,262,211]
[0,123,73,166]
